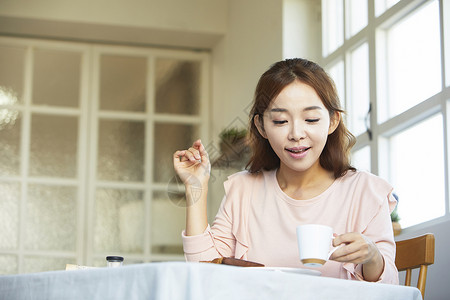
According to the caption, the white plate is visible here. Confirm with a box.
[246,267,321,276]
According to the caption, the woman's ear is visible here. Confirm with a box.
[328,111,340,135]
[254,114,268,139]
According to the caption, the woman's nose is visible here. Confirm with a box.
[288,121,306,141]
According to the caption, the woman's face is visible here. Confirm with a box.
[255,80,339,175]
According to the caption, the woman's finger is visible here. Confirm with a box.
[198,140,209,162]
[189,139,210,163]
[333,232,359,247]
[173,150,187,163]
[330,233,377,265]
[187,147,201,161]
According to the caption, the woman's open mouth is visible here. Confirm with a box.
[286,147,310,153]
[285,147,311,158]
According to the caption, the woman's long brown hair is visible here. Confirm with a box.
[246,58,356,178]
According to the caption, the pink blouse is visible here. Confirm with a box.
[182,169,399,284]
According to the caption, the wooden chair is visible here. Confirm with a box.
[395,233,435,299]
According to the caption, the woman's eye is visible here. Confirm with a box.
[306,119,320,123]
[273,120,287,125]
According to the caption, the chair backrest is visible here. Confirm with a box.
[395,233,435,299]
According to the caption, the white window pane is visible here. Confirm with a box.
[346,0,368,38]
[33,49,81,108]
[0,255,18,274]
[0,45,26,104]
[445,0,450,87]
[327,60,345,109]
[25,184,77,251]
[327,61,348,126]
[153,123,199,183]
[383,1,441,120]
[94,189,144,253]
[97,120,145,182]
[155,58,201,115]
[151,192,185,255]
[348,43,369,136]
[0,183,20,250]
[322,0,344,56]
[0,114,21,176]
[351,146,371,172]
[29,115,78,178]
[375,0,400,17]
[390,114,445,228]
[100,55,146,112]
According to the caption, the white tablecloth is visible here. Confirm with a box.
[0,262,422,300]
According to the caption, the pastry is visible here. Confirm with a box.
[201,257,264,267]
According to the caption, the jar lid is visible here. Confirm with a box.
[106,256,124,262]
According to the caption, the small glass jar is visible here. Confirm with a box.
[106,256,124,268]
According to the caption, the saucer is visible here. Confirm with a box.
[246,267,321,276]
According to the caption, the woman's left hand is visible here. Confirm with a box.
[329,232,384,281]
[329,232,380,265]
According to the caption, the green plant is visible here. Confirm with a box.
[219,127,247,143]
[391,206,400,222]
[391,193,400,222]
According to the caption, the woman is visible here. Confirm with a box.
[173,58,398,283]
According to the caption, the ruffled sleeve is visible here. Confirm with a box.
[182,171,256,262]
[341,172,399,284]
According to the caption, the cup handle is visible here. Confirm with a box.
[327,236,343,260]
[327,246,339,260]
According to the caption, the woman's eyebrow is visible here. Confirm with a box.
[269,106,323,112]
[303,106,323,111]
[269,108,287,112]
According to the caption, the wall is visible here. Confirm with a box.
[0,0,226,30]
[283,0,321,63]
[211,0,283,140]
[0,0,227,49]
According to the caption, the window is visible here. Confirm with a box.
[375,0,401,16]
[351,146,371,172]
[322,0,344,56]
[348,43,370,136]
[346,0,368,38]
[378,0,441,122]
[328,60,345,107]
[322,0,450,230]
[388,114,445,227]
[0,37,209,274]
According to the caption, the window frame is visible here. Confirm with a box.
[0,36,210,273]
[321,0,450,232]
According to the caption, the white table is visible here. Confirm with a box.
[0,262,422,300]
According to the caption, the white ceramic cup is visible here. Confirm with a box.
[296,224,335,267]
